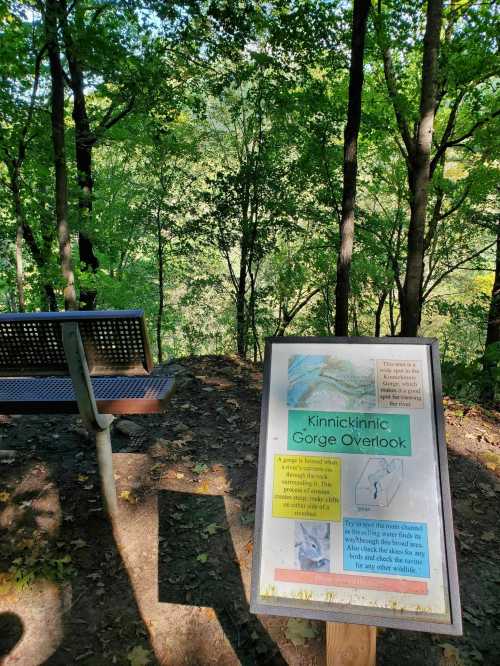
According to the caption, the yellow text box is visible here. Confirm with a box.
[272,454,341,521]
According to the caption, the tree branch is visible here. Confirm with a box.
[423,240,496,301]
[95,96,135,141]
[372,9,414,159]
[430,89,465,177]
[447,108,500,147]
[438,184,470,221]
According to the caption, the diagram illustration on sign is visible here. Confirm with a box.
[355,458,403,508]
[251,338,462,636]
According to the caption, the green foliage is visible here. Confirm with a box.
[442,347,499,405]
[9,551,75,589]
[0,0,498,400]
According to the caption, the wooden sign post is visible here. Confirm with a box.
[326,623,376,666]
[250,337,462,662]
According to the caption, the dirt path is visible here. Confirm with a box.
[0,356,499,665]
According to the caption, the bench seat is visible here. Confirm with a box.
[0,376,175,415]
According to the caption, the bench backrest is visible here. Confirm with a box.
[0,310,153,377]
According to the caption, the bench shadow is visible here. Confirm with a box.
[0,451,157,665]
[0,612,23,657]
[158,491,286,666]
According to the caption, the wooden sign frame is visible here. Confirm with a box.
[250,337,462,636]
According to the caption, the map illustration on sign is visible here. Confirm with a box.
[355,458,403,508]
[251,338,462,636]
[287,354,376,410]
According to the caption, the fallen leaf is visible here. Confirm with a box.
[119,490,137,504]
[477,482,495,497]
[480,531,496,542]
[204,523,218,535]
[70,539,87,550]
[479,451,500,464]
[0,491,10,502]
[16,538,34,550]
[285,618,318,646]
[196,553,208,563]
[240,512,255,526]
[127,645,151,666]
[439,643,464,665]
[175,472,185,479]
[77,474,89,482]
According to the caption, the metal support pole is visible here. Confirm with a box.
[96,427,118,521]
[61,321,117,524]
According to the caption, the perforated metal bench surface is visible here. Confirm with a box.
[0,310,174,415]
[0,376,175,415]
[0,310,153,377]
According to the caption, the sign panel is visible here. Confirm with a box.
[251,337,462,635]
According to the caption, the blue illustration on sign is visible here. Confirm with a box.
[288,355,376,410]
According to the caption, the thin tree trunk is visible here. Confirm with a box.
[9,165,26,311]
[10,166,58,309]
[156,210,164,364]
[400,0,442,336]
[374,290,388,337]
[62,2,99,309]
[389,289,396,336]
[15,223,25,311]
[481,222,500,403]
[46,0,77,310]
[249,270,260,362]
[352,298,360,336]
[334,0,370,336]
[236,237,248,357]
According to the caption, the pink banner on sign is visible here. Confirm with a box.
[274,569,428,595]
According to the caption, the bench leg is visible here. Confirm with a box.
[95,426,118,521]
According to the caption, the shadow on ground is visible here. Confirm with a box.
[158,491,286,666]
[0,356,498,665]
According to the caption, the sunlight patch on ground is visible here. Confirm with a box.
[0,578,70,665]
[112,453,241,665]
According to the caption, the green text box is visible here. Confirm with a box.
[288,410,411,456]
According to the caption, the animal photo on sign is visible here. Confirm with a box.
[295,521,330,572]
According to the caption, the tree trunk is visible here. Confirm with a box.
[15,223,25,311]
[481,223,500,403]
[249,269,261,362]
[9,165,58,310]
[334,0,370,336]
[236,237,248,357]
[156,210,164,364]
[389,289,397,336]
[45,0,77,310]
[374,291,388,337]
[62,3,99,310]
[10,166,25,311]
[400,0,442,336]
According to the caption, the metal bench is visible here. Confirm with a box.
[0,309,175,523]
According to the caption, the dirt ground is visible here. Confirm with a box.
[0,356,499,666]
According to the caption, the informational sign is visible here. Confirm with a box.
[251,338,462,635]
